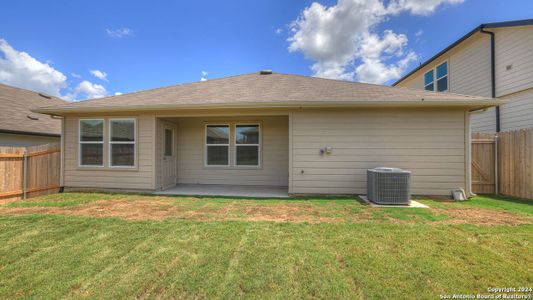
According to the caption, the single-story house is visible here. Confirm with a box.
[34,71,499,197]
[0,83,64,147]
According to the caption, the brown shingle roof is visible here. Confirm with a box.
[34,72,498,114]
[0,83,65,136]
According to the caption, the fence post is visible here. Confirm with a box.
[22,151,28,200]
[494,134,498,195]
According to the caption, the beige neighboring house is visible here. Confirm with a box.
[0,83,64,147]
[34,72,499,196]
[394,19,533,133]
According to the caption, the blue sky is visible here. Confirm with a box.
[0,0,532,100]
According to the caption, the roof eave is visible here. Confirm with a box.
[32,99,502,115]
[0,129,61,137]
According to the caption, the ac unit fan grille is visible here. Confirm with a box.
[367,168,411,205]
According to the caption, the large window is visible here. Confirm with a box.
[79,119,104,166]
[109,118,136,167]
[235,124,260,166]
[424,61,448,92]
[205,125,229,166]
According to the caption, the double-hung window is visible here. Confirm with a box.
[109,118,136,167]
[79,119,104,166]
[235,124,260,166]
[424,61,448,92]
[206,125,230,166]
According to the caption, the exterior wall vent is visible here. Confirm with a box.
[367,167,411,205]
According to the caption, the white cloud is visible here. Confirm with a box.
[415,29,424,37]
[200,71,208,82]
[114,92,123,96]
[0,39,67,97]
[288,0,463,84]
[387,0,464,16]
[90,69,108,82]
[70,80,107,100]
[354,30,418,83]
[105,28,134,38]
[0,38,109,101]
[275,28,283,34]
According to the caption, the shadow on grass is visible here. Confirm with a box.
[479,194,533,206]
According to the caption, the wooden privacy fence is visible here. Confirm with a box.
[0,143,61,200]
[471,129,533,199]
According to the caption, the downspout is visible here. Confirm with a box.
[479,27,500,195]
[479,27,500,132]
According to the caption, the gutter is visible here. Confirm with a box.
[32,99,502,115]
[479,27,500,132]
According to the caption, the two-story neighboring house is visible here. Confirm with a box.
[394,19,533,133]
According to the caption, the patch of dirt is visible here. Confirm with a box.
[431,208,533,225]
[1,199,531,225]
[223,204,343,223]
[0,200,343,223]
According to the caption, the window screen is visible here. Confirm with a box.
[79,119,104,166]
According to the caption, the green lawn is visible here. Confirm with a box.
[0,193,532,299]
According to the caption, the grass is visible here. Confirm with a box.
[0,193,532,299]
[418,194,533,215]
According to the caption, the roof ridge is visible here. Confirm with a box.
[74,72,261,103]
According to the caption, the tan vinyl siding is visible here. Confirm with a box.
[63,114,156,190]
[176,116,288,186]
[396,26,533,132]
[396,34,492,98]
[500,88,533,131]
[449,34,492,97]
[494,26,533,97]
[290,108,466,196]
[397,76,423,90]
[470,107,497,132]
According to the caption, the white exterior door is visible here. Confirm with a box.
[159,121,177,189]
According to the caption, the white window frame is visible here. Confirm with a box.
[108,118,137,168]
[205,124,230,167]
[435,61,448,92]
[78,118,104,167]
[234,123,261,168]
[424,60,449,92]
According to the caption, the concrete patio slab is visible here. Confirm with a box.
[155,184,289,198]
[358,195,429,208]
